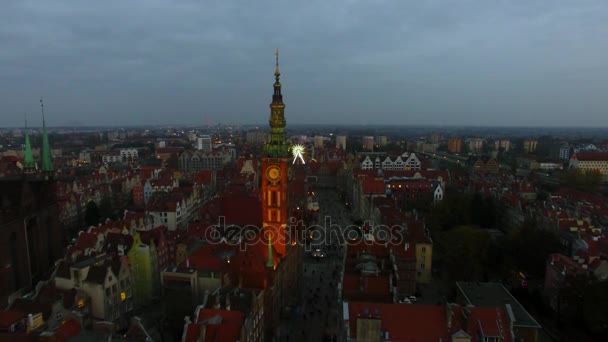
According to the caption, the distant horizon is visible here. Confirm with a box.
[3,123,608,130]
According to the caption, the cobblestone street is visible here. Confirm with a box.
[279,189,349,341]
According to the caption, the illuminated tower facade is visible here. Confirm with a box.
[262,49,289,257]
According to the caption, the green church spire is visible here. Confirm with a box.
[23,115,35,172]
[266,233,274,268]
[40,98,53,172]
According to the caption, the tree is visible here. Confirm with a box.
[84,201,100,227]
[436,225,491,281]
[559,169,602,193]
[99,197,116,221]
[583,279,608,337]
[507,220,562,278]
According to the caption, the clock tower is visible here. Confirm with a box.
[262,49,290,257]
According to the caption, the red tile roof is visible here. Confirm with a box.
[347,302,449,341]
[54,319,82,341]
[362,178,385,194]
[183,309,244,342]
[0,311,25,329]
[468,307,512,342]
[194,171,213,185]
[75,232,98,250]
[573,152,608,161]
[180,244,235,272]
[220,194,262,226]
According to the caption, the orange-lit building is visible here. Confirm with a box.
[448,138,463,153]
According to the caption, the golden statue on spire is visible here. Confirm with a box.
[274,48,280,78]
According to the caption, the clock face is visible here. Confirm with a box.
[266,165,281,182]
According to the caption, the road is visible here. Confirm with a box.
[281,189,350,342]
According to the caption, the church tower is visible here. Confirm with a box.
[23,116,36,173]
[261,49,290,257]
[40,98,53,174]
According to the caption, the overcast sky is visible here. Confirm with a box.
[1,0,607,127]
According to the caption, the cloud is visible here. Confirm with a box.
[0,0,607,127]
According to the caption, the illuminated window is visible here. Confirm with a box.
[120,292,126,301]
[77,299,85,308]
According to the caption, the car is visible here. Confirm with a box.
[408,296,417,303]
[312,249,325,258]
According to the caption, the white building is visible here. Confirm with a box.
[102,154,121,164]
[120,149,139,163]
[196,135,212,152]
[494,139,512,152]
[467,138,484,153]
[147,198,185,231]
[359,152,421,171]
[336,135,347,150]
[55,256,133,321]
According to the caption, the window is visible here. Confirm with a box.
[420,263,425,270]
[271,191,277,206]
[421,247,426,253]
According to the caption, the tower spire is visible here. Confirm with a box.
[265,49,288,158]
[40,97,53,172]
[266,233,274,268]
[274,48,280,79]
[23,114,35,172]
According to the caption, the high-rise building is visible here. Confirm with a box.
[523,139,538,154]
[246,130,266,144]
[448,138,463,154]
[495,139,512,152]
[376,136,388,146]
[336,135,347,150]
[196,135,212,152]
[314,136,324,148]
[363,136,374,151]
[467,138,484,153]
[429,133,442,144]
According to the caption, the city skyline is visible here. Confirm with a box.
[1,0,608,127]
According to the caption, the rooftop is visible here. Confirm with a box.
[456,282,541,329]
